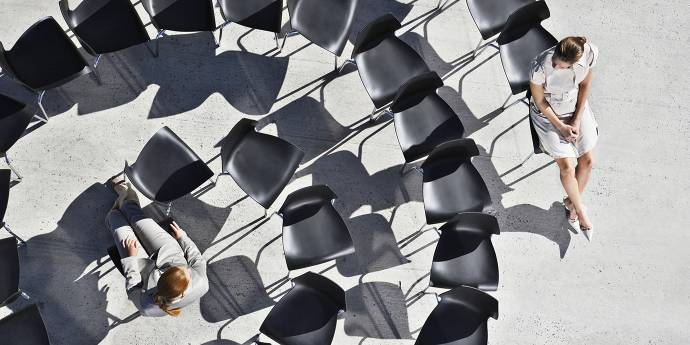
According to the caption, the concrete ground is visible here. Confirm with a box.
[1,0,688,344]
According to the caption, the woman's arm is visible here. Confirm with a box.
[170,222,206,274]
[530,82,577,142]
[569,70,593,129]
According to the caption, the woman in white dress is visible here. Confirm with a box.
[529,36,599,241]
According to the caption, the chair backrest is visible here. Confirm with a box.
[390,71,444,113]
[125,126,213,202]
[0,93,33,155]
[352,13,401,56]
[218,0,283,33]
[438,212,500,236]
[3,17,90,91]
[59,0,150,56]
[220,118,258,165]
[415,286,498,345]
[421,138,480,171]
[286,0,359,56]
[0,237,20,306]
[279,185,337,226]
[466,0,534,40]
[0,304,51,345]
[496,2,556,95]
[0,170,10,224]
[142,0,216,32]
[292,271,346,312]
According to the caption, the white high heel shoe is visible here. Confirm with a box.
[563,197,578,224]
[581,226,593,242]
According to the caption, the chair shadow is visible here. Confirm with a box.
[264,96,355,161]
[472,146,575,258]
[199,255,274,323]
[16,183,115,344]
[336,213,409,277]
[295,150,421,217]
[34,32,289,119]
[140,191,234,254]
[344,281,413,340]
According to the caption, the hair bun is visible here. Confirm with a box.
[575,36,587,46]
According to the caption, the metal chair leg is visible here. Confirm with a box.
[274,32,280,50]
[150,30,166,58]
[93,54,102,69]
[34,91,49,123]
[334,55,338,71]
[4,154,23,181]
[337,58,355,73]
[3,223,27,246]
[472,37,483,57]
[215,22,229,48]
[500,93,513,109]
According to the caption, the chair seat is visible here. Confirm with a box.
[499,27,557,95]
[287,0,359,56]
[0,304,50,345]
[0,94,33,155]
[219,0,282,33]
[0,237,20,306]
[143,0,216,32]
[423,161,491,224]
[260,272,344,345]
[466,0,533,40]
[126,127,214,203]
[283,203,355,270]
[3,17,91,91]
[223,132,303,209]
[355,37,430,108]
[65,0,150,55]
[430,214,499,290]
[415,286,498,345]
[394,95,465,163]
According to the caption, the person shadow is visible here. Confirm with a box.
[24,32,289,120]
[15,183,116,344]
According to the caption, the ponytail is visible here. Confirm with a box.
[154,266,189,317]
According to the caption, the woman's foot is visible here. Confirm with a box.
[577,207,594,242]
[110,176,129,210]
[563,197,578,223]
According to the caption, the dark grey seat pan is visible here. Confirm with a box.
[430,213,499,291]
[279,185,355,270]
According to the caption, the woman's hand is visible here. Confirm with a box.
[123,237,138,257]
[170,221,186,240]
[557,122,579,143]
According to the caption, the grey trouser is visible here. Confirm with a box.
[105,201,178,259]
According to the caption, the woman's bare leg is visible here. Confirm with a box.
[556,157,592,229]
[576,150,594,194]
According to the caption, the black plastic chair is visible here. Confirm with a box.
[278,185,355,270]
[350,14,430,120]
[217,0,283,49]
[0,304,50,344]
[125,127,214,214]
[219,119,304,213]
[141,0,217,55]
[415,286,498,345]
[0,237,29,308]
[465,0,534,57]
[429,213,499,291]
[0,93,34,181]
[496,1,557,109]
[282,0,359,68]
[1,170,26,245]
[391,72,465,173]
[419,139,491,225]
[59,0,153,65]
[0,17,95,122]
[258,272,345,345]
